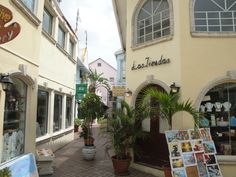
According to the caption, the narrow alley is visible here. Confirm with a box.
[43,125,158,177]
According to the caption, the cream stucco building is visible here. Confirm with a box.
[0,0,77,163]
[113,0,236,176]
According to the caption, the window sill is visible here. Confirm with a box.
[36,134,51,144]
[56,43,69,57]
[191,31,236,38]
[68,55,77,64]
[132,35,173,51]
[11,0,41,26]
[217,155,236,165]
[42,30,56,45]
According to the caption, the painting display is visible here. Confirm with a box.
[165,128,222,177]
[0,153,39,177]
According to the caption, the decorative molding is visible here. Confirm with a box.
[130,77,170,107]
[42,30,56,45]
[0,45,39,67]
[194,75,236,109]
[227,70,236,80]
[18,64,27,75]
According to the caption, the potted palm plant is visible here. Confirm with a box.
[141,88,201,177]
[103,100,146,176]
[78,93,105,160]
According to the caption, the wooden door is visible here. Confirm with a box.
[134,84,169,168]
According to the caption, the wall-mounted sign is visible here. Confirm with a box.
[76,84,87,101]
[131,55,170,71]
[112,86,125,97]
[0,4,21,44]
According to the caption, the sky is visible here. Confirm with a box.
[60,0,121,69]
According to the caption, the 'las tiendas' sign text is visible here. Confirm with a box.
[131,55,170,70]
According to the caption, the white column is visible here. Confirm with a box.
[0,90,6,162]
[62,94,66,130]
[49,90,54,135]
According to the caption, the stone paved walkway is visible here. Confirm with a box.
[42,125,158,177]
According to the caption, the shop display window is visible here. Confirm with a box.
[2,78,27,162]
[65,97,72,128]
[36,90,49,138]
[199,83,236,155]
[53,94,62,132]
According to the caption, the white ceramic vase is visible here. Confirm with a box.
[82,146,96,160]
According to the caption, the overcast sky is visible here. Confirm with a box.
[60,0,121,69]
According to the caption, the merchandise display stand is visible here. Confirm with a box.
[165,128,223,177]
[36,149,55,175]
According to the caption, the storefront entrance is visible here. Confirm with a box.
[134,84,169,168]
[2,78,27,162]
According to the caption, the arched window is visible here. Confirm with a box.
[194,0,236,32]
[135,0,172,45]
[199,82,236,156]
[2,78,27,162]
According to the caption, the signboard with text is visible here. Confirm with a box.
[0,4,21,44]
[112,86,125,97]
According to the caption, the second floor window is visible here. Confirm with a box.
[136,0,171,45]
[20,0,35,13]
[98,63,102,67]
[58,25,65,48]
[194,0,236,32]
[69,39,74,58]
[43,8,53,35]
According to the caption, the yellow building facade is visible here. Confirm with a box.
[113,0,236,176]
[0,0,77,163]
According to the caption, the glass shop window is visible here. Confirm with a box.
[2,78,27,162]
[199,82,236,155]
[65,97,72,128]
[53,94,62,132]
[36,90,49,138]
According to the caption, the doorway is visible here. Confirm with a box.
[134,84,169,168]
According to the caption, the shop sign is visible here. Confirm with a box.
[112,86,125,97]
[131,55,170,71]
[0,4,21,44]
[76,84,87,101]
[0,153,39,177]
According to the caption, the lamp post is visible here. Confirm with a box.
[0,74,13,92]
[170,82,180,94]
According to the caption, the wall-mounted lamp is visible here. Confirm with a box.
[125,88,132,97]
[170,82,180,94]
[0,74,13,92]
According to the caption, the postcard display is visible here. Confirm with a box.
[165,128,223,177]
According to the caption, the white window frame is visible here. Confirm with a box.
[42,8,53,35]
[68,39,74,58]
[11,0,40,26]
[191,0,236,37]
[57,25,66,49]
[132,0,174,49]
[20,0,36,13]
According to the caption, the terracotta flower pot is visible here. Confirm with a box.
[162,163,172,177]
[84,137,94,146]
[111,156,131,176]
